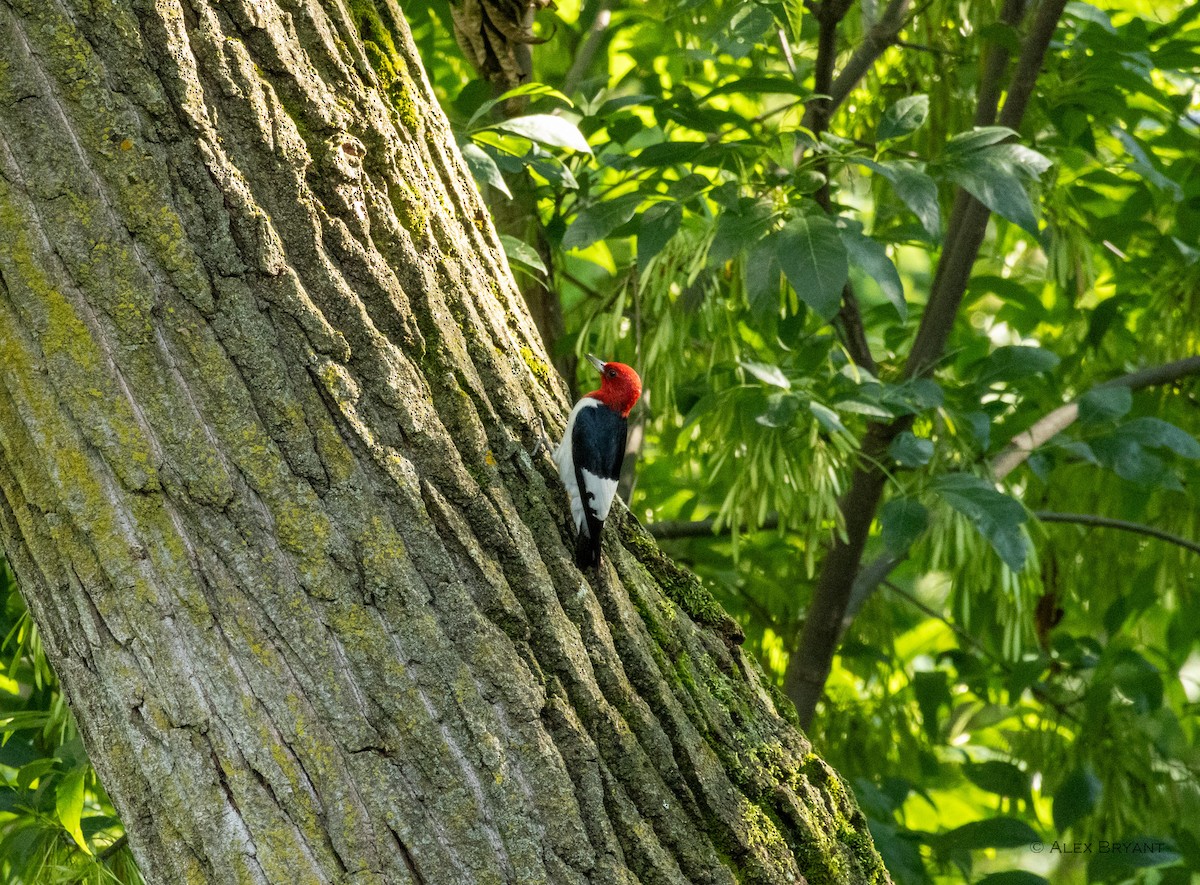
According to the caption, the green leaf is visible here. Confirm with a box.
[1078,386,1133,424]
[839,225,905,319]
[709,201,774,265]
[740,361,790,389]
[490,114,591,153]
[944,126,1020,155]
[881,498,929,554]
[944,151,1042,236]
[498,235,546,275]
[938,816,1039,851]
[745,235,783,319]
[809,402,848,434]
[1090,435,1178,489]
[881,378,944,415]
[466,83,573,129]
[775,215,849,320]
[524,154,578,190]
[1119,417,1200,459]
[889,432,933,467]
[973,345,1060,384]
[756,392,801,427]
[964,761,1030,800]
[460,142,511,198]
[56,765,91,855]
[877,94,930,141]
[1053,767,1101,831]
[976,873,1049,885]
[562,195,641,250]
[16,757,55,791]
[989,143,1054,177]
[912,670,951,741]
[637,203,682,269]
[858,159,941,239]
[934,474,1029,572]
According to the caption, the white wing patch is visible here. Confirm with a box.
[580,469,619,523]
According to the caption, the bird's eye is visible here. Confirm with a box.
[607,369,616,378]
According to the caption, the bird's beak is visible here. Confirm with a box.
[586,354,606,373]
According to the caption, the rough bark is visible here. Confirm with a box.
[0,0,887,883]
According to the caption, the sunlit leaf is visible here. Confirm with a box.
[466,82,573,129]
[490,114,592,153]
[499,235,546,275]
[740,361,791,389]
[563,195,641,250]
[56,764,91,854]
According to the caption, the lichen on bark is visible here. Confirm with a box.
[0,0,889,882]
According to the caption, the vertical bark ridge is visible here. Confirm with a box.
[0,0,888,882]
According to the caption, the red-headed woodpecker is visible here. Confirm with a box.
[554,354,643,569]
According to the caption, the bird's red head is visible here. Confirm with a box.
[585,354,642,417]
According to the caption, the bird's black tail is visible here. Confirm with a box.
[575,527,602,569]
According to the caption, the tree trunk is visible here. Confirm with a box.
[0,0,887,882]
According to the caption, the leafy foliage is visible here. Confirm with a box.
[0,562,140,883]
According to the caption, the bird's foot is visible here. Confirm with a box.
[528,416,553,459]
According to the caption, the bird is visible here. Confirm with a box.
[553,354,642,569]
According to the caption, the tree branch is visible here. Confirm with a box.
[974,0,1027,126]
[823,0,913,118]
[906,0,1065,380]
[1034,511,1200,557]
[801,0,879,373]
[785,0,1069,728]
[848,355,1200,631]
[991,355,1200,477]
[562,0,616,97]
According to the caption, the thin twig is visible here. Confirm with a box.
[820,0,914,121]
[991,355,1200,478]
[1034,511,1200,557]
[846,355,1200,627]
[777,27,800,79]
[98,834,129,863]
[880,579,1079,721]
[562,0,616,97]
